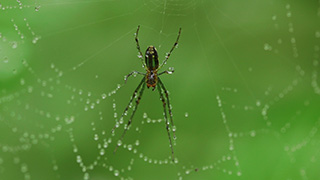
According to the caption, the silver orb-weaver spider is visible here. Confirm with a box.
[113,25,181,161]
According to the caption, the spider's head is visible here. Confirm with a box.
[145,46,159,70]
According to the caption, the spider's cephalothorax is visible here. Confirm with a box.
[145,46,159,90]
[113,25,181,162]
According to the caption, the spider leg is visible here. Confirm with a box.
[135,25,148,70]
[112,77,145,133]
[114,80,146,153]
[157,81,175,162]
[158,78,176,139]
[158,69,175,76]
[125,71,145,83]
[157,28,181,71]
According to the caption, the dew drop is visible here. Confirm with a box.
[250,130,256,137]
[287,11,292,17]
[21,164,28,173]
[264,43,272,51]
[103,142,108,148]
[83,173,89,180]
[35,6,40,11]
[174,158,179,164]
[76,155,81,163]
[3,56,9,63]
[100,149,105,155]
[11,41,18,49]
[286,4,290,9]
[172,126,177,132]
[315,31,320,38]
[143,112,147,118]
[20,78,25,85]
[90,103,95,109]
[109,166,113,171]
[114,170,119,176]
[117,140,122,146]
[256,100,261,107]
[94,134,99,141]
[32,36,40,44]
[127,144,133,151]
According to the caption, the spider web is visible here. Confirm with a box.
[1,0,320,179]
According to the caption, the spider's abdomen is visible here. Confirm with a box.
[145,46,159,70]
[146,70,158,89]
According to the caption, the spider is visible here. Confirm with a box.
[113,25,181,162]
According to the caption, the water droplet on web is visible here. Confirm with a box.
[76,155,81,163]
[174,158,179,164]
[94,134,99,141]
[21,164,28,173]
[100,149,105,155]
[264,43,272,51]
[73,146,78,153]
[117,140,122,146]
[102,93,107,99]
[65,116,75,124]
[315,31,320,38]
[135,140,140,146]
[127,144,133,151]
[11,41,18,49]
[20,78,25,85]
[185,112,188,117]
[250,130,256,137]
[103,141,108,148]
[172,126,177,132]
[83,173,89,180]
[53,165,58,171]
[35,6,40,11]
[90,103,95,109]
[287,11,292,17]
[286,4,290,9]
[141,112,147,119]
[109,166,113,171]
[3,56,9,63]
[114,170,119,176]
[256,100,261,107]
[32,36,40,44]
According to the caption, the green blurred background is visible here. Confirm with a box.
[1,0,320,179]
